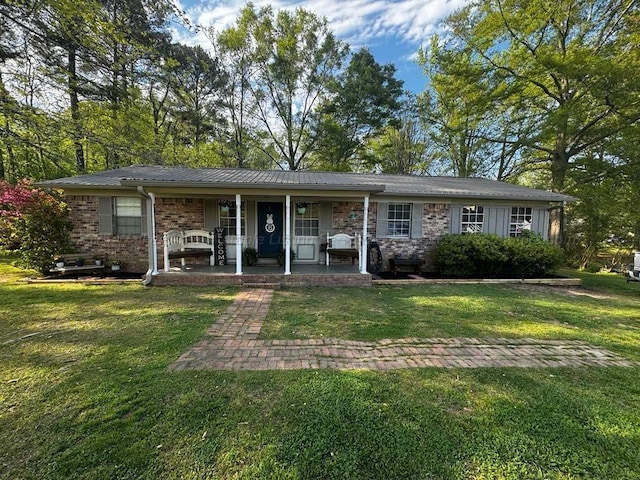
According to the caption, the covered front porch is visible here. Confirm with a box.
[136,182,381,285]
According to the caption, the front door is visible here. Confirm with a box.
[257,202,283,258]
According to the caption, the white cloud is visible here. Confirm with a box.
[175,0,466,46]
[170,0,468,93]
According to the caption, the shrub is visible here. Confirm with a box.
[0,180,71,273]
[242,247,258,266]
[433,232,563,278]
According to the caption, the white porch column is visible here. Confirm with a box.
[284,194,291,275]
[361,196,369,274]
[235,193,242,275]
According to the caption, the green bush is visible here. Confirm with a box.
[242,247,258,266]
[433,232,563,278]
[0,180,71,273]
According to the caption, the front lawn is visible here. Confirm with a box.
[1,254,639,479]
[261,270,640,362]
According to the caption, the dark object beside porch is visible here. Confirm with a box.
[389,256,424,274]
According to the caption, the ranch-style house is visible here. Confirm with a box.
[38,165,573,286]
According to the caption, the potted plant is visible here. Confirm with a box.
[296,202,308,215]
[277,248,296,266]
[94,258,103,266]
[242,247,259,267]
[109,259,122,271]
[76,257,85,267]
[54,257,65,269]
[219,199,233,213]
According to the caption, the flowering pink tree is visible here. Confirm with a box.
[0,180,71,272]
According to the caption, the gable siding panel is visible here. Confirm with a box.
[486,207,509,236]
[140,199,148,236]
[531,208,549,239]
[204,199,217,230]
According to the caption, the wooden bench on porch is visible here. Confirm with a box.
[163,229,215,271]
[325,232,361,266]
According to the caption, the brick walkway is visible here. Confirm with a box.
[168,289,635,372]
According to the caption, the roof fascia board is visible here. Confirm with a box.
[376,192,573,202]
[118,179,385,194]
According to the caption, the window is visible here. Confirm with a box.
[295,202,319,236]
[114,197,142,235]
[510,207,532,236]
[386,203,412,237]
[461,206,484,233]
[219,202,245,236]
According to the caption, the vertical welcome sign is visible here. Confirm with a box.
[214,227,226,265]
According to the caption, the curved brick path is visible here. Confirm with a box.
[168,289,635,372]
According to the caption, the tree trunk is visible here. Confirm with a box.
[68,46,85,173]
[548,137,571,245]
[0,71,15,181]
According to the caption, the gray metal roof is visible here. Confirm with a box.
[38,165,573,202]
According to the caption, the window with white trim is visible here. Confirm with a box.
[114,197,142,235]
[295,203,319,236]
[386,203,412,237]
[461,206,484,233]
[219,202,245,236]
[510,207,532,236]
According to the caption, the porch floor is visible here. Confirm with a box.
[154,263,370,287]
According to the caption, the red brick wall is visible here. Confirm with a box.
[65,195,206,272]
[66,196,148,271]
[373,203,449,272]
[65,195,449,273]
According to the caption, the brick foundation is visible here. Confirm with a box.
[153,272,372,287]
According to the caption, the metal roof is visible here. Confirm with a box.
[38,165,573,202]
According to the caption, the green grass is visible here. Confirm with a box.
[1,254,640,479]
[261,270,640,361]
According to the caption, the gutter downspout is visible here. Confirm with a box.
[137,186,157,286]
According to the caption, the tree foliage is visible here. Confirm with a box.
[422,0,640,191]
[313,48,404,171]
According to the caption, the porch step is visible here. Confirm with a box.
[242,282,281,289]
[256,257,279,266]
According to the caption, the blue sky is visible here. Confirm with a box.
[172,0,467,94]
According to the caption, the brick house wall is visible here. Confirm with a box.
[374,203,449,272]
[66,195,450,273]
[330,201,450,271]
[66,195,148,271]
[66,196,207,272]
